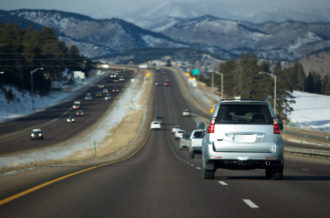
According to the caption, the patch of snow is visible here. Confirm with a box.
[288,91,330,131]
[0,72,147,170]
[289,31,322,50]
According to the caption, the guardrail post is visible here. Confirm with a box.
[326,136,328,145]
[94,140,97,158]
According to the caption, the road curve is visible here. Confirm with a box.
[0,68,330,218]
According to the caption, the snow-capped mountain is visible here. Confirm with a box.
[3,9,187,58]
[152,15,330,60]
[2,9,330,61]
[121,1,330,28]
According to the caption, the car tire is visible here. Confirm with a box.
[272,168,283,180]
[265,167,283,180]
[203,169,215,179]
[189,150,195,159]
[265,167,272,179]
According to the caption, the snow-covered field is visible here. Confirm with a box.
[0,70,106,122]
[288,91,330,131]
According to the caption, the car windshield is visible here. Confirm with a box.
[215,103,273,124]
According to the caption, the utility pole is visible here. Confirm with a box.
[30,67,44,111]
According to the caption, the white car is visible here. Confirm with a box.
[175,129,186,139]
[72,101,81,109]
[182,109,191,117]
[179,133,190,149]
[151,121,161,130]
[172,125,181,134]
[188,129,204,158]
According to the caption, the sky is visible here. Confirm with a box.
[1,0,329,19]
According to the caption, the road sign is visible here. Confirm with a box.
[192,68,200,76]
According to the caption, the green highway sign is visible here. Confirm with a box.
[192,68,200,76]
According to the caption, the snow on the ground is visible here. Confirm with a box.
[0,70,106,122]
[0,71,148,170]
[288,91,330,131]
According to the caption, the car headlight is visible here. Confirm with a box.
[39,134,42,136]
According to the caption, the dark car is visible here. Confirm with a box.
[30,128,44,140]
[75,109,84,116]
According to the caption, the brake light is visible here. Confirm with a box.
[273,119,280,134]
[208,117,216,133]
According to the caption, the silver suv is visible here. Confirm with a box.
[202,100,284,180]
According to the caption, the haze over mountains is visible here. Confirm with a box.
[1,7,330,63]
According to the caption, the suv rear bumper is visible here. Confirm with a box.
[202,142,284,170]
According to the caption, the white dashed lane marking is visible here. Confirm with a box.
[218,181,228,186]
[243,199,259,209]
[196,167,201,170]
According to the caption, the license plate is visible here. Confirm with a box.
[234,134,256,143]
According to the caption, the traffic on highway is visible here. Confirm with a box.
[0,67,330,218]
[0,69,131,154]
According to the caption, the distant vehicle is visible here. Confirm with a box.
[188,129,204,158]
[175,129,186,139]
[154,116,163,124]
[30,128,43,140]
[104,94,112,100]
[163,82,170,87]
[202,99,284,180]
[111,87,120,93]
[103,88,109,94]
[172,125,181,134]
[155,82,160,86]
[75,109,84,116]
[84,93,92,100]
[98,84,104,88]
[72,101,81,109]
[182,109,191,117]
[151,121,161,130]
[119,76,125,82]
[138,64,148,69]
[66,115,76,123]
[179,133,190,150]
[96,91,102,97]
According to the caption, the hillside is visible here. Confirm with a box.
[299,48,330,77]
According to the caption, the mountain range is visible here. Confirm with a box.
[1,9,330,62]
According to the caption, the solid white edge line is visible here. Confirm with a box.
[243,199,259,209]
[218,181,228,186]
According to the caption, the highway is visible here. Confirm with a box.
[0,69,132,155]
[0,68,330,217]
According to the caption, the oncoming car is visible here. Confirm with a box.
[66,115,76,123]
[30,128,43,140]
[72,101,81,109]
[75,109,84,116]
[202,99,284,180]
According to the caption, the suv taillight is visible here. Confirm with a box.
[208,117,216,133]
[273,119,280,134]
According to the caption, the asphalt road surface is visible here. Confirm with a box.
[0,69,132,155]
[1,68,330,218]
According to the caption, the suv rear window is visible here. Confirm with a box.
[193,131,204,138]
[215,103,272,124]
